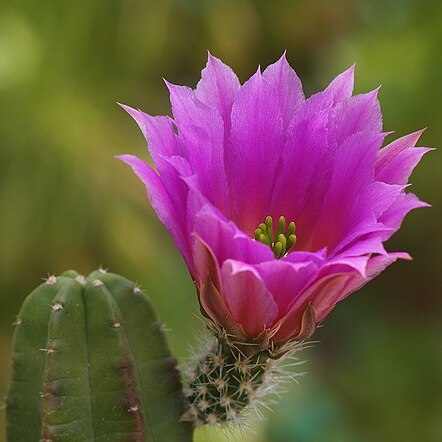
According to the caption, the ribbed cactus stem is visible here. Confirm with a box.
[6,270,192,442]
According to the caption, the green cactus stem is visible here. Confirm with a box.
[6,269,192,442]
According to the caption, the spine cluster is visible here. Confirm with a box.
[181,332,306,428]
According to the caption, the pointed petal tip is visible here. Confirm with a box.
[423,147,436,153]
[242,66,264,86]
[412,128,437,149]
[378,251,412,262]
[416,199,432,208]
[114,153,142,166]
[322,64,356,100]
[344,63,356,74]
[365,84,382,98]
[383,130,395,137]
[277,50,288,63]
[406,128,437,150]
[162,77,173,88]
[206,51,215,66]
[414,127,427,137]
[346,63,356,75]
[396,251,412,261]
[272,50,295,70]
[206,50,220,64]
[163,77,183,93]
[118,103,139,117]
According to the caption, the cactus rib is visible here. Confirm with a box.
[6,270,192,442]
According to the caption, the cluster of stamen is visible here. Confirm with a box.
[255,216,297,258]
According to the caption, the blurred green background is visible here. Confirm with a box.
[1,0,441,441]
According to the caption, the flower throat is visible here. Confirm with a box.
[254,216,297,258]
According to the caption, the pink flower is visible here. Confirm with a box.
[118,54,430,346]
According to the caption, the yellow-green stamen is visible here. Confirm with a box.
[254,216,297,258]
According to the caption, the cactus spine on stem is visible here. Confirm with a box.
[181,325,307,429]
[6,270,192,442]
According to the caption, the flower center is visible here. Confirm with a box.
[254,216,297,258]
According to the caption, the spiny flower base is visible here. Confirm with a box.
[181,334,306,428]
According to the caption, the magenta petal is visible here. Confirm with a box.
[269,107,330,239]
[165,80,224,144]
[334,234,389,260]
[119,104,181,164]
[359,182,406,219]
[380,192,430,237]
[332,88,383,145]
[164,81,229,212]
[318,252,411,322]
[324,254,371,277]
[376,130,433,185]
[283,248,327,265]
[262,53,305,129]
[268,255,369,343]
[192,232,222,288]
[165,81,225,155]
[116,155,192,269]
[154,155,195,244]
[195,52,241,138]
[178,124,229,213]
[221,259,278,337]
[226,70,284,233]
[255,260,319,321]
[119,105,195,224]
[324,64,355,100]
[332,182,405,255]
[192,234,248,338]
[306,273,355,323]
[312,131,386,251]
[305,65,355,111]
